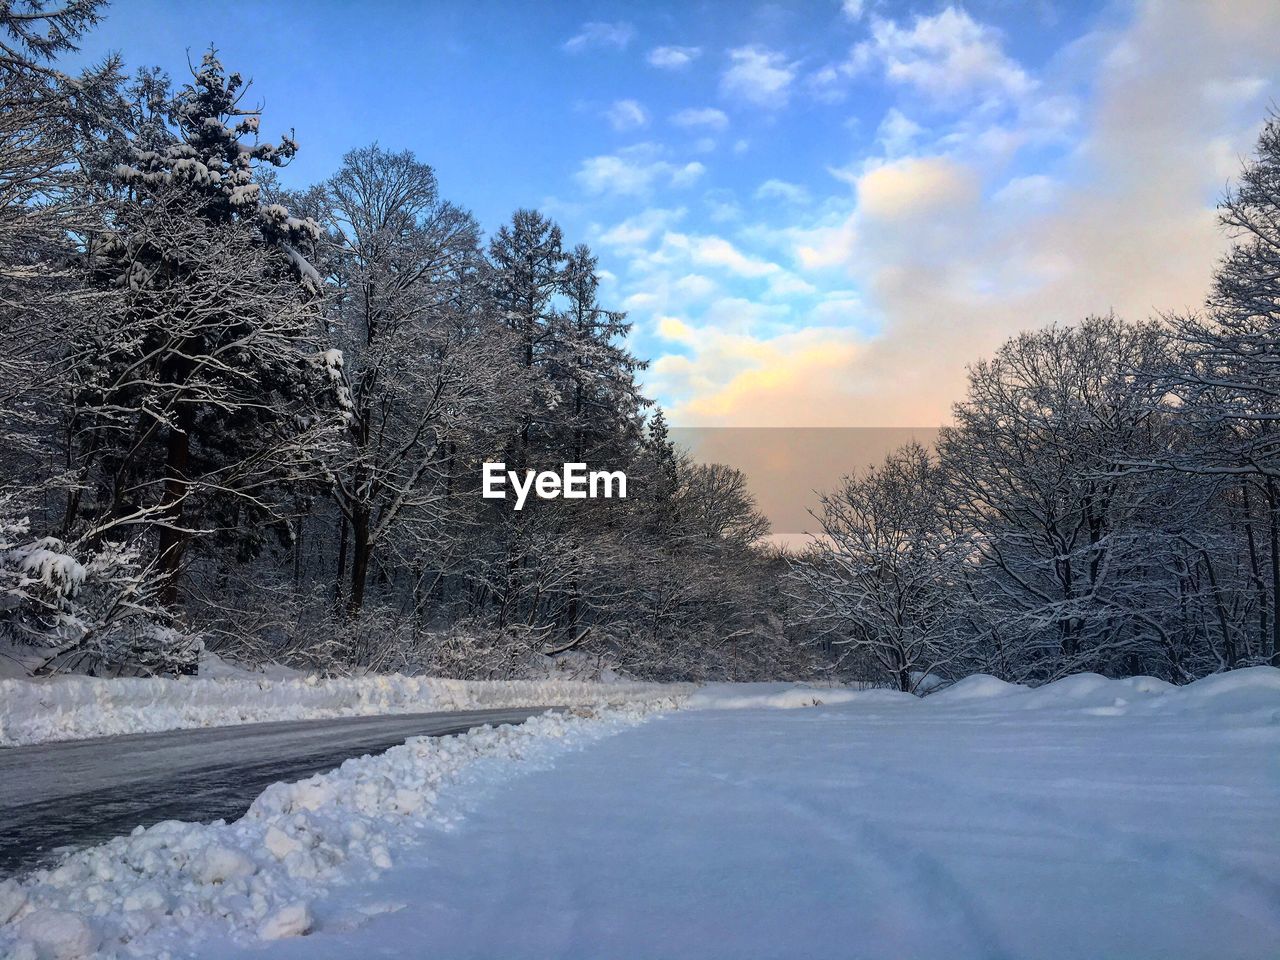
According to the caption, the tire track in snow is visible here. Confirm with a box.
[834,746,1280,937]
[748,780,1016,960]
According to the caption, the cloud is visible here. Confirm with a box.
[854,155,977,220]
[648,45,701,69]
[575,147,706,197]
[993,174,1060,208]
[854,7,1034,107]
[721,46,796,109]
[604,99,649,131]
[755,179,811,204]
[842,0,866,21]
[681,234,783,279]
[790,215,858,270]
[674,273,719,300]
[641,0,1280,427]
[876,108,924,155]
[650,323,865,425]
[671,107,730,131]
[597,208,686,248]
[563,21,635,54]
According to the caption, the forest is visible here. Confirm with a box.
[4,2,1280,690]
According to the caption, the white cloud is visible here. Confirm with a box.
[1201,75,1268,105]
[855,155,977,220]
[854,7,1034,107]
[682,234,782,279]
[671,107,730,131]
[993,174,1060,208]
[876,108,924,155]
[755,179,811,205]
[597,208,686,248]
[575,147,706,196]
[671,161,706,187]
[721,46,796,109]
[704,191,742,222]
[674,273,719,300]
[648,45,701,69]
[677,0,1280,426]
[604,99,649,131]
[563,21,635,54]
[790,215,858,270]
[842,0,866,21]
[650,322,864,425]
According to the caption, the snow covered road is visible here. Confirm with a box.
[0,707,554,875]
[195,674,1280,960]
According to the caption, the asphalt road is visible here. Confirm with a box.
[0,707,556,876]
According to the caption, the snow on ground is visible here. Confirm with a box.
[3,669,1278,959]
[198,668,1274,960]
[0,699,680,960]
[0,670,690,746]
[685,680,893,710]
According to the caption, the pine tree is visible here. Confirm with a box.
[66,52,343,609]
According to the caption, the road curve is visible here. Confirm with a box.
[0,706,557,876]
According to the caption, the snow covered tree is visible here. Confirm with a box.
[791,443,963,691]
[63,53,343,611]
[487,208,566,463]
[1152,115,1280,666]
[937,317,1187,680]
[0,496,190,674]
[555,244,647,461]
[0,0,119,506]
[320,145,519,613]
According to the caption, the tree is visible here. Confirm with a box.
[1154,114,1280,665]
[0,0,119,504]
[937,317,1187,680]
[487,208,565,462]
[791,443,961,692]
[321,145,518,613]
[64,52,342,611]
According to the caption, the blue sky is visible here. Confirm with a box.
[69,1,1280,426]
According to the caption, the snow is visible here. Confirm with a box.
[929,672,1026,701]
[2,669,1277,959]
[14,910,98,959]
[685,680,904,710]
[0,671,689,746]
[199,669,1275,960]
[0,700,678,958]
[257,903,312,941]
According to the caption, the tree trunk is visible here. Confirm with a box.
[155,412,192,608]
[348,506,371,614]
[334,513,349,607]
[1241,481,1268,657]
[1268,479,1280,665]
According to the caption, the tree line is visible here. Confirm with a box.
[793,117,1280,688]
[0,3,801,680]
[4,3,1279,690]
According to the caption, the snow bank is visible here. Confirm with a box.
[0,674,692,746]
[927,667,1280,721]
[0,700,677,959]
[685,669,1280,723]
[926,673,1027,702]
[684,681,911,710]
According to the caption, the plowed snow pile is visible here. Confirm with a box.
[0,673,688,746]
[0,701,678,959]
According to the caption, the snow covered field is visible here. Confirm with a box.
[0,670,690,746]
[2,669,1279,959]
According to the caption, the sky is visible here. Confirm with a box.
[66,0,1280,427]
